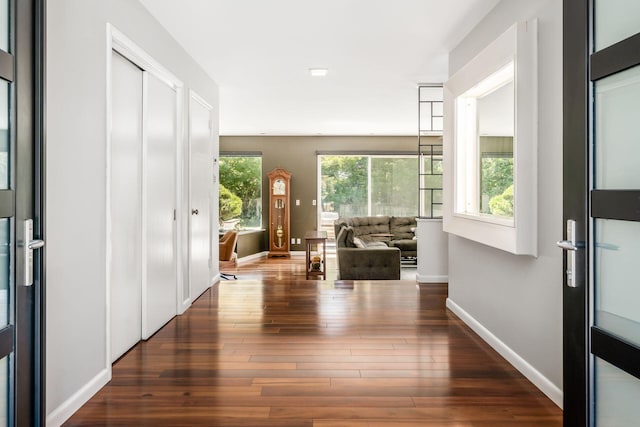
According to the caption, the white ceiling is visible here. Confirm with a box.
[139,0,500,136]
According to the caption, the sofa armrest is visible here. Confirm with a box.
[337,247,401,280]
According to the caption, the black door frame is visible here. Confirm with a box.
[562,0,589,425]
[564,1,640,426]
[14,0,45,424]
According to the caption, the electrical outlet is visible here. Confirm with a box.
[291,238,295,244]
[296,199,300,206]
[312,199,316,206]
[296,238,301,244]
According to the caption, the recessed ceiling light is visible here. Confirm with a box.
[309,68,328,77]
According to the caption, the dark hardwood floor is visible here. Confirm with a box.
[65,256,562,426]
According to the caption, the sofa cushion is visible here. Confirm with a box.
[347,216,390,243]
[337,247,401,280]
[389,239,416,251]
[390,216,416,240]
[366,241,390,249]
[352,237,366,248]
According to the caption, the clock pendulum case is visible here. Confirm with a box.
[267,168,291,257]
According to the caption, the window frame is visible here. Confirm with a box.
[317,153,419,220]
[218,152,263,231]
[443,20,538,256]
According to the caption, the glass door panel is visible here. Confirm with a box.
[595,0,640,51]
[0,218,9,426]
[0,2,10,424]
[595,358,640,426]
[591,7,640,425]
[0,81,8,191]
[0,219,8,329]
[0,0,8,190]
[594,219,640,347]
[0,356,7,427]
[0,0,7,53]
[594,66,640,189]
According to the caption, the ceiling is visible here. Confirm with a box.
[139,0,500,136]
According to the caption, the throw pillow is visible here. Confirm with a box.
[336,225,356,248]
[336,225,348,247]
[345,226,356,247]
[352,237,366,248]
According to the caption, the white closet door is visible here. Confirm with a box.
[189,94,213,300]
[143,73,178,338]
[110,51,143,361]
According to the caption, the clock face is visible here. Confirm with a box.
[273,178,286,195]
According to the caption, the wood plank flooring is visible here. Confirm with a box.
[65,256,562,426]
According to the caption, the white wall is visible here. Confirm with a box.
[46,0,219,424]
[446,0,563,405]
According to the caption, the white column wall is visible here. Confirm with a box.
[46,1,219,424]
[446,0,563,406]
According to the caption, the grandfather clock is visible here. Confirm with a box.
[268,168,291,257]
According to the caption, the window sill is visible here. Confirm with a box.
[453,212,514,227]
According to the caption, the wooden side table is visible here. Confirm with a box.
[304,230,327,280]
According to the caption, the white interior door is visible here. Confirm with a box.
[110,51,143,362]
[189,92,213,300]
[143,73,178,339]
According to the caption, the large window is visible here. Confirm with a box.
[319,154,418,220]
[219,154,262,229]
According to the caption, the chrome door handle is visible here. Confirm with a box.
[192,209,199,215]
[556,240,577,251]
[23,219,44,287]
[557,219,578,288]
[28,240,45,250]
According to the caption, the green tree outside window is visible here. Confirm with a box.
[219,156,262,228]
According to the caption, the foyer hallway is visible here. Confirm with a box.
[66,257,561,426]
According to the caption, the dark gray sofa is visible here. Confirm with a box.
[334,223,400,280]
[334,216,417,258]
[333,216,417,280]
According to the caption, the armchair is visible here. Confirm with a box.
[219,230,238,280]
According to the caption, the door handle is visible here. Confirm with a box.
[192,208,199,215]
[556,240,577,251]
[557,219,578,288]
[28,240,45,250]
[23,219,44,287]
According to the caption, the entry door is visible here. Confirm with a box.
[0,0,43,424]
[188,92,213,301]
[563,1,640,425]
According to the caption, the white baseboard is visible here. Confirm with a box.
[237,251,267,264]
[446,298,563,409]
[416,274,448,283]
[236,251,310,263]
[46,367,111,427]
